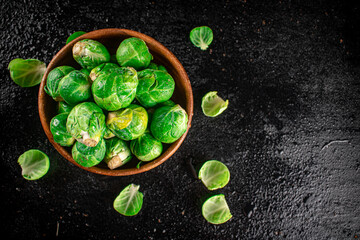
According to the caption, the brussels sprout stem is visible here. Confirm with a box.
[107,151,129,170]
[80,130,97,147]
[73,42,85,56]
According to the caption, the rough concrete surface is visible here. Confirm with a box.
[0,0,359,239]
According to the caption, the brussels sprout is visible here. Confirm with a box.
[44,66,75,101]
[58,101,75,114]
[92,67,138,111]
[189,26,213,50]
[198,160,230,190]
[130,131,162,162]
[66,102,106,147]
[66,31,86,44]
[156,99,176,107]
[89,62,119,82]
[202,194,232,224]
[72,138,106,167]
[50,113,75,147]
[201,91,228,117]
[73,39,110,70]
[116,37,153,70]
[113,184,143,216]
[80,68,91,76]
[104,138,132,169]
[18,149,50,180]
[136,69,175,108]
[107,104,148,141]
[147,62,167,72]
[104,127,115,139]
[150,104,188,143]
[58,70,91,105]
[8,58,46,87]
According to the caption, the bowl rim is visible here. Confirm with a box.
[38,28,193,176]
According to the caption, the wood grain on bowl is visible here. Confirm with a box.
[38,28,193,176]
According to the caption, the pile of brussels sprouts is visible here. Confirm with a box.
[45,37,188,169]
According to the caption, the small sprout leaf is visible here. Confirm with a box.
[113,184,143,216]
[190,26,213,50]
[201,91,228,117]
[66,31,86,44]
[198,160,230,190]
[202,194,232,224]
[8,58,46,87]
[18,150,50,180]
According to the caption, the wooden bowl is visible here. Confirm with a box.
[38,28,193,176]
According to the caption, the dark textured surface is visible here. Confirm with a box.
[1,0,360,239]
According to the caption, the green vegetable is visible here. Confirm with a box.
[198,160,230,190]
[72,138,106,167]
[147,62,167,72]
[113,184,143,216]
[150,104,188,143]
[58,101,75,114]
[18,150,50,180]
[80,68,91,76]
[50,113,75,147]
[201,91,229,117]
[44,66,75,101]
[189,26,213,50]
[104,127,115,139]
[66,102,106,147]
[202,194,232,224]
[104,138,132,169]
[73,39,110,70]
[8,58,46,87]
[66,31,86,44]
[136,69,175,108]
[107,104,148,141]
[89,62,119,82]
[92,67,138,111]
[130,131,163,161]
[116,37,153,70]
[58,70,91,105]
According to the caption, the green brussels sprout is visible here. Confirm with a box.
[147,62,167,72]
[18,150,50,180]
[66,102,106,147]
[202,194,232,224]
[107,104,148,141]
[136,69,175,108]
[104,138,132,169]
[116,37,153,70]
[130,131,162,162]
[73,39,110,70]
[58,70,91,105]
[113,184,143,216]
[44,66,75,101]
[156,99,176,107]
[80,68,91,76]
[104,127,115,139]
[58,101,75,114]
[8,58,46,87]
[92,67,138,111]
[190,26,213,50]
[89,62,120,82]
[72,138,106,167]
[50,113,75,147]
[150,104,188,143]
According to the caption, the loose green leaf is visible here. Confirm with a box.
[66,31,87,44]
[202,194,232,224]
[113,184,143,216]
[18,150,50,180]
[198,160,230,190]
[201,91,228,117]
[189,26,213,50]
[8,58,46,87]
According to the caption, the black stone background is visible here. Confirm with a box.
[0,0,359,239]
